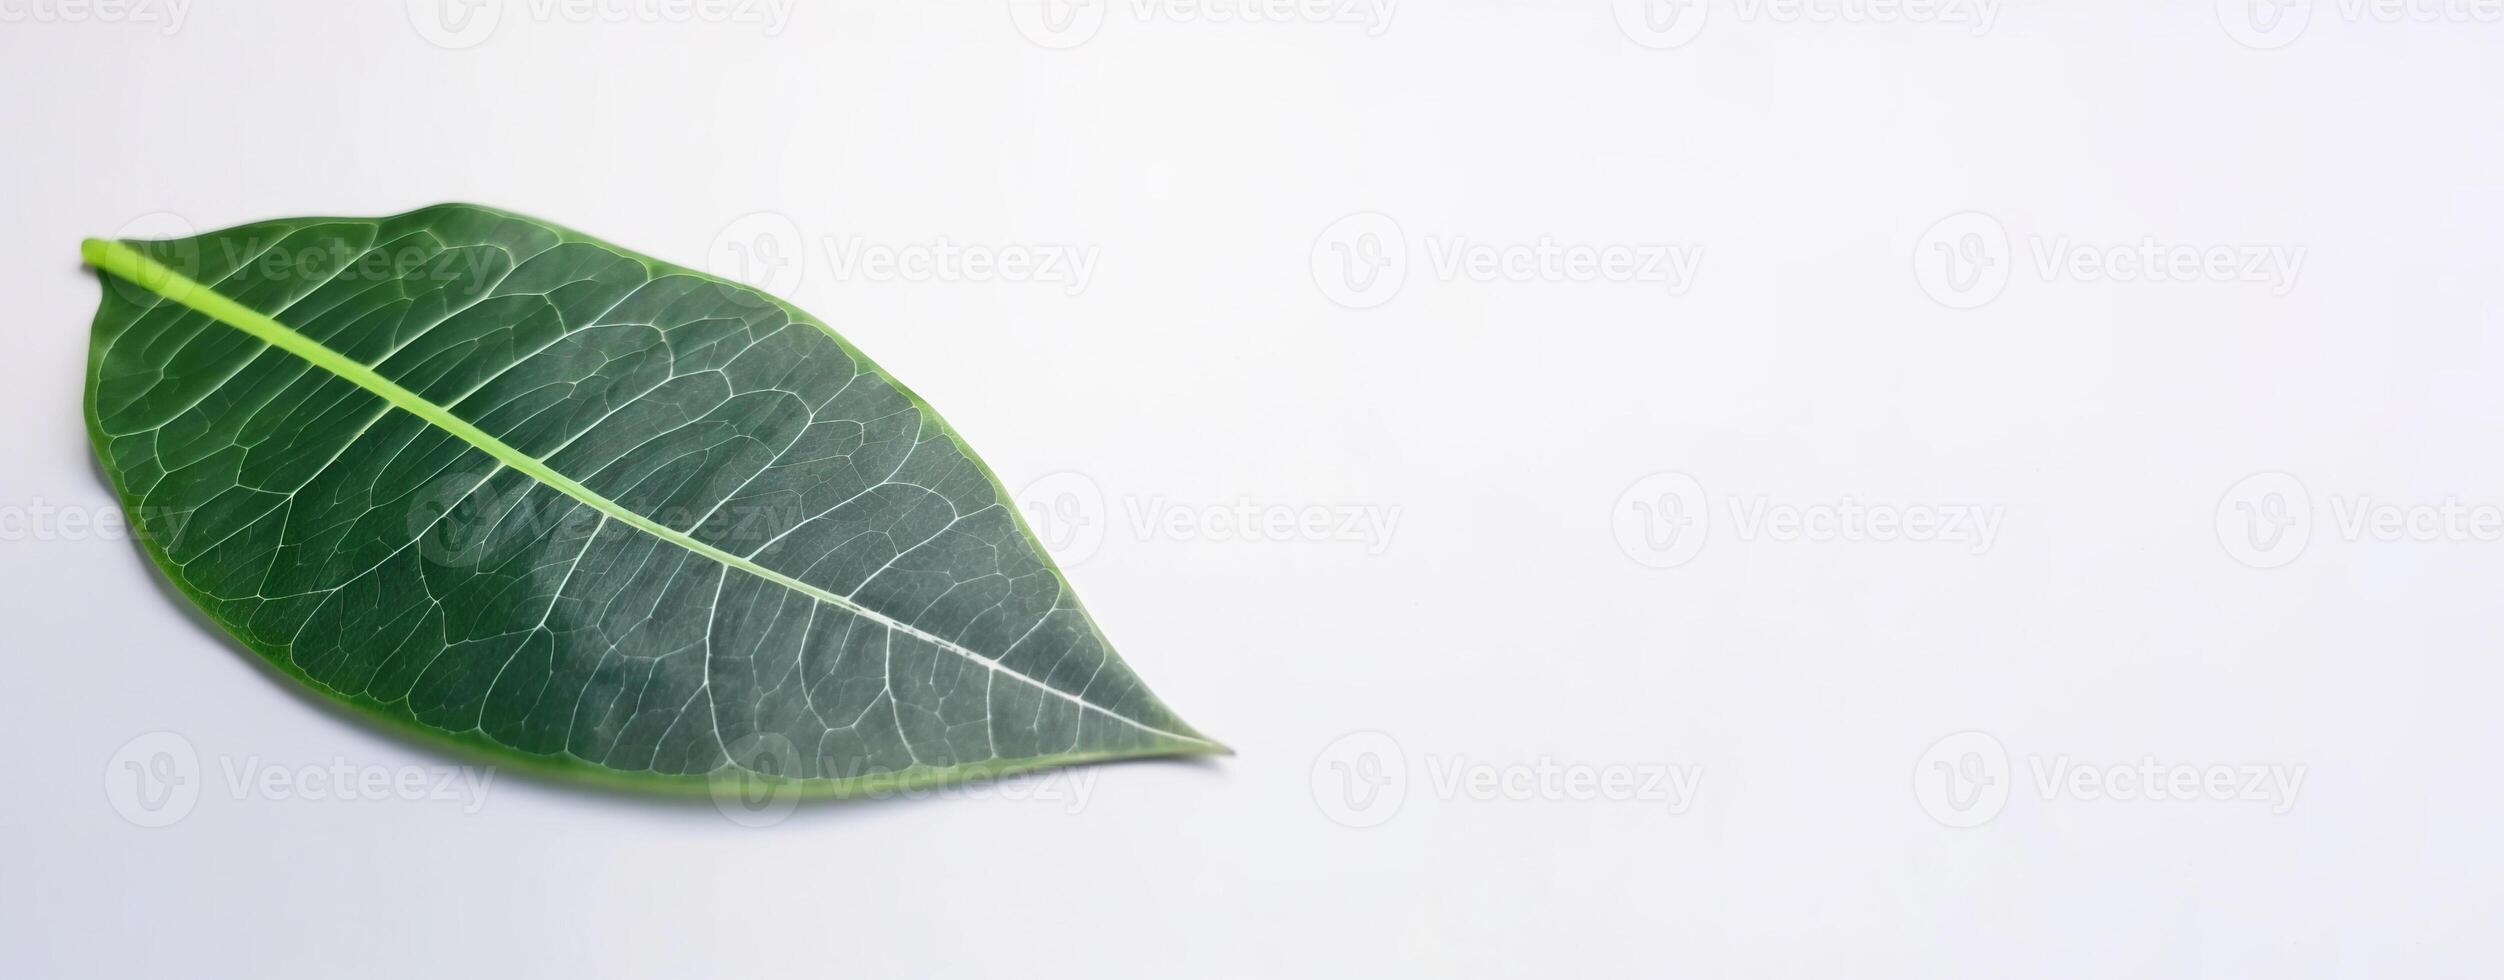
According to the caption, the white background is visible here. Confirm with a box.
[4,1,2500,976]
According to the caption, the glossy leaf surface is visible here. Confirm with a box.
[82,204,1218,795]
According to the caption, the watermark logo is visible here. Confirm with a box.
[2217,0,2312,48]
[1913,211,2010,309]
[97,212,501,308]
[1016,470,1401,568]
[1122,497,1402,556]
[711,733,805,828]
[704,213,1101,300]
[104,731,494,826]
[408,470,517,568]
[710,735,1104,827]
[707,210,807,303]
[2216,471,2311,569]
[1612,471,1711,569]
[1312,730,1702,828]
[1009,0,1107,48]
[2218,0,2504,50]
[105,731,200,828]
[1012,0,1397,50]
[1310,211,1408,310]
[408,0,501,47]
[406,469,807,566]
[1616,0,1999,49]
[1614,471,2005,568]
[1913,730,2009,828]
[0,498,195,545]
[1312,211,1704,310]
[1914,730,2307,827]
[1612,0,1711,49]
[1,0,191,33]
[825,238,1100,296]
[410,0,796,50]
[100,211,201,306]
[1017,470,1109,567]
[1725,495,2004,552]
[1311,730,1407,828]
[2216,471,2504,568]
[1913,210,2305,309]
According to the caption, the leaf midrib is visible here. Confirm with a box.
[81,237,1215,751]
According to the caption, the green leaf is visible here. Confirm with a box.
[80,204,1221,798]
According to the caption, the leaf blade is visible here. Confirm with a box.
[83,205,1219,797]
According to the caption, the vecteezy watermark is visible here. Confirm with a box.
[1014,470,1401,567]
[2215,0,2504,50]
[0,0,190,33]
[1009,0,1398,50]
[104,731,495,828]
[1310,211,1703,310]
[1913,731,2306,828]
[1912,731,2009,828]
[405,469,813,567]
[97,210,202,305]
[1016,471,1109,567]
[1912,211,2306,310]
[96,211,199,305]
[1613,0,2000,50]
[96,210,509,307]
[1724,496,2001,552]
[2214,471,2312,569]
[407,0,795,50]
[1310,731,1406,828]
[707,733,1101,827]
[1612,471,2003,569]
[0,498,195,544]
[711,766,1103,827]
[821,238,1101,296]
[706,212,1102,300]
[2215,470,2504,569]
[1118,497,1401,556]
[1610,471,1711,568]
[1310,730,1703,829]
